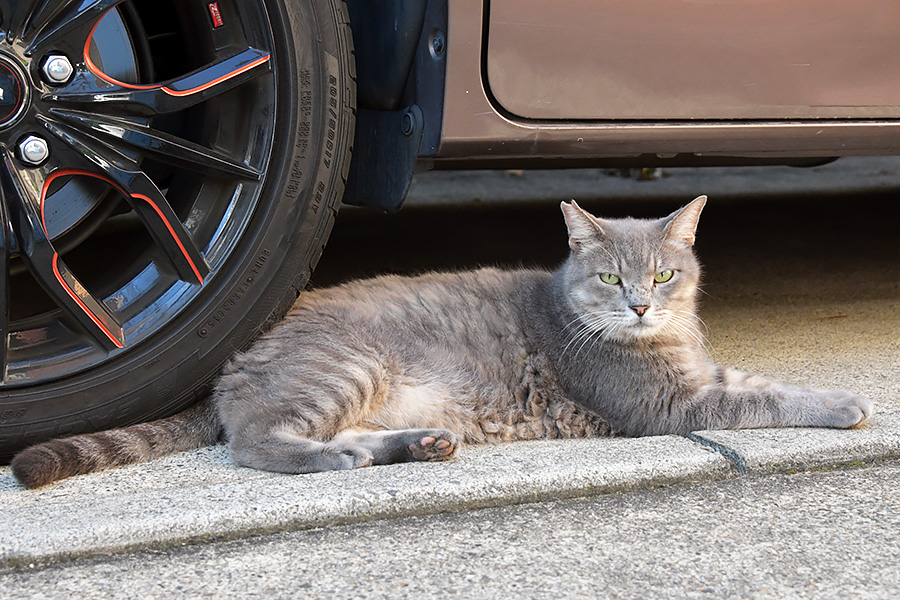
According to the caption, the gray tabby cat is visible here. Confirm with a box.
[12,196,873,488]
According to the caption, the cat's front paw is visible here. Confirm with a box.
[328,444,374,470]
[819,389,874,428]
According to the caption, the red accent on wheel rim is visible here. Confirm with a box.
[51,254,123,348]
[39,168,207,348]
[84,10,269,97]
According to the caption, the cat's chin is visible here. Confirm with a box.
[612,319,666,343]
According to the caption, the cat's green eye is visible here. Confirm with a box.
[599,273,620,285]
[654,269,674,284]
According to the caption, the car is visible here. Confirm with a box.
[1,0,897,460]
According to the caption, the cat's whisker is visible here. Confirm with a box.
[674,310,711,336]
[560,318,582,335]
[661,310,697,334]
[562,319,601,357]
[574,322,610,358]
[669,322,704,350]
[562,325,592,357]
[560,313,597,336]
[676,312,711,348]
[659,310,712,353]
[576,330,609,357]
[579,313,634,355]
[572,331,597,359]
[562,310,621,359]
[564,314,614,358]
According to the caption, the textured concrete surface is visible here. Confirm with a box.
[4,462,899,599]
[0,436,729,568]
[701,300,899,415]
[4,417,900,570]
[693,412,900,474]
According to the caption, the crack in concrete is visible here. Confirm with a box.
[686,434,747,475]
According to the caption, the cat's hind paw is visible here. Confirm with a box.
[408,429,460,461]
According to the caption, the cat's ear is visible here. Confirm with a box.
[662,195,707,247]
[561,201,605,251]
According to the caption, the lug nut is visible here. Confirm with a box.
[41,54,74,85]
[18,135,49,165]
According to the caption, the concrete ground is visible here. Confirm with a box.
[4,462,900,599]
[1,157,899,597]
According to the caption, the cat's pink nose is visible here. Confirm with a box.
[630,305,649,317]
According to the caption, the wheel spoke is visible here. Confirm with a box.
[0,0,40,40]
[50,109,262,180]
[1,0,60,43]
[50,47,272,117]
[0,152,124,351]
[22,0,123,56]
[40,117,211,284]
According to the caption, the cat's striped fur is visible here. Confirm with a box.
[12,196,873,488]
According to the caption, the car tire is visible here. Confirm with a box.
[0,0,355,461]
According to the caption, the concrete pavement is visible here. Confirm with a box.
[5,462,900,599]
[1,156,899,594]
[2,416,900,570]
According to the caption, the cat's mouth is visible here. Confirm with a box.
[569,307,665,344]
[622,313,664,340]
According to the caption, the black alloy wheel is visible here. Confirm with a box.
[0,0,355,460]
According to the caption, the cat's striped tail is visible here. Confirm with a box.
[10,399,220,489]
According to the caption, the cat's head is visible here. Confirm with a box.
[558,196,706,343]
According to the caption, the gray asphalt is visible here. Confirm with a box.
[4,462,899,599]
[1,157,899,597]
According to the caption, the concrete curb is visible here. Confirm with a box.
[0,436,727,569]
[2,414,899,570]
[691,412,900,475]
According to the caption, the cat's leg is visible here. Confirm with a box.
[331,428,460,465]
[677,367,873,433]
[230,429,374,474]
[218,339,398,473]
